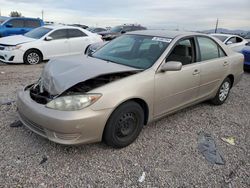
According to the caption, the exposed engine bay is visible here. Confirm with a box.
[29,71,139,104]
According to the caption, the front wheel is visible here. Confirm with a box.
[23,50,42,65]
[103,101,144,148]
[210,78,231,105]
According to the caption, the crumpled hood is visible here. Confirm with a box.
[40,55,140,95]
[0,35,35,46]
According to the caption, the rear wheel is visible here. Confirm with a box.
[23,49,42,65]
[210,78,231,105]
[103,101,144,148]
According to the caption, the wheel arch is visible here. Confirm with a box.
[101,97,150,143]
[227,74,234,88]
[24,48,44,61]
[106,98,149,126]
[84,44,91,55]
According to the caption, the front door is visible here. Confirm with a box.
[154,37,200,117]
[41,29,70,59]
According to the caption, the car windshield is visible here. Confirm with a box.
[110,26,123,33]
[92,34,170,69]
[212,35,228,42]
[24,27,52,39]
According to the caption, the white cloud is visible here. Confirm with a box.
[0,0,249,30]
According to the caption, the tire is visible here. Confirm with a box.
[210,78,231,105]
[103,101,144,148]
[23,49,42,65]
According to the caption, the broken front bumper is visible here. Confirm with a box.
[17,89,113,145]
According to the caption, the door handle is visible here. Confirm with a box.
[193,69,200,75]
[223,61,229,66]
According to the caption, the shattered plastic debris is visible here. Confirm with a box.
[138,172,146,183]
[221,137,236,146]
[197,132,225,165]
[9,121,23,128]
[39,156,48,165]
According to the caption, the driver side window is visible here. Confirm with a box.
[166,38,195,66]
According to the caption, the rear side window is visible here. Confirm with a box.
[197,37,226,61]
[49,29,68,40]
[25,20,40,28]
[68,29,87,38]
[236,37,243,43]
[6,19,24,28]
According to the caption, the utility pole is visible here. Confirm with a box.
[41,10,44,20]
[215,18,219,33]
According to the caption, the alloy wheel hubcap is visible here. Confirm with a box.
[219,82,230,101]
[27,53,39,64]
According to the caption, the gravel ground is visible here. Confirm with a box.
[0,62,249,187]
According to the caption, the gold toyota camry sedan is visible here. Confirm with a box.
[17,30,244,148]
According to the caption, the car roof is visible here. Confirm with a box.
[42,25,83,30]
[128,30,199,39]
[7,17,41,20]
[211,33,238,38]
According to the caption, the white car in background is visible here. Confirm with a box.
[0,25,102,64]
[211,33,248,52]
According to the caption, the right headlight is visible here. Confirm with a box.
[5,45,22,51]
[46,94,102,111]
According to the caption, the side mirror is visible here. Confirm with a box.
[44,36,53,41]
[160,61,182,72]
[5,23,13,28]
[121,30,126,34]
[226,41,233,45]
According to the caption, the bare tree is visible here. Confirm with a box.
[9,11,22,17]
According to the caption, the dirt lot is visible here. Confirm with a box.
[0,62,249,187]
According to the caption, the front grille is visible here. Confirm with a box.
[19,112,46,136]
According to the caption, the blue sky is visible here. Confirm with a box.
[0,0,249,30]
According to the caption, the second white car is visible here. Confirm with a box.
[211,33,248,52]
[0,25,103,64]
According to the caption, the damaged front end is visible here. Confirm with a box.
[27,55,142,106]
[28,71,139,105]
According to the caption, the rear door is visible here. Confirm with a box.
[67,29,89,55]
[4,19,25,35]
[196,36,228,99]
[41,29,70,58]
[154,37,201,117]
